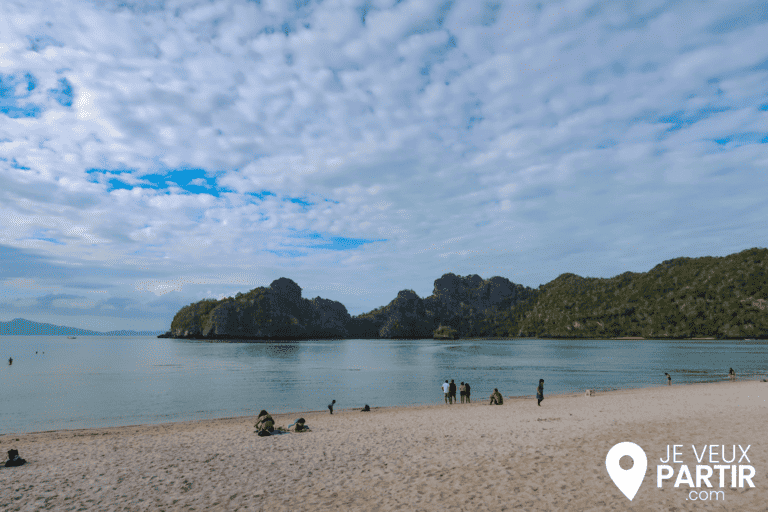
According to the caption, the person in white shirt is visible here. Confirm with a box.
[441,380,450,404]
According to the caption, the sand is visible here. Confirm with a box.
[1,380,767,511]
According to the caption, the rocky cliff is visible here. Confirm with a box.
[169,278,359,340]
[357,274,535,338]
[164,248,768,340]
[167,273,533,340]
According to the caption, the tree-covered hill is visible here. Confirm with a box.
[491,247,768,339]
[164,247,768,340]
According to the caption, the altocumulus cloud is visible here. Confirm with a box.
[0,0,767,329]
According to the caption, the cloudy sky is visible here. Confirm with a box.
[1,0,767,331]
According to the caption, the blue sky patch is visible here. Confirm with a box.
[107,178,133,191]
[287,197,314,209]
[0,73,43,118]
[657,106,730,132]
[713,132,768,146]
[88,168,224,196]
[11,159,31,170]
[288,231,386,251]
[247,190,276,200]
[32,237,64,245]
[49,78,74,107]
[267,249,309,258]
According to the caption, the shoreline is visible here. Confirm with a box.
[2,379,767,510]
[2,376,764,438]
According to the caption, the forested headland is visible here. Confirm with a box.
[163,247,768,340]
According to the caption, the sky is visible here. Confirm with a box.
[1,0,767,331]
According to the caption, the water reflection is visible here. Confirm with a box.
[1,336,767,433]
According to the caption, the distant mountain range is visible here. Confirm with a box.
[0,318,163,336]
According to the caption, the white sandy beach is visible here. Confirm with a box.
[1,380,766,511]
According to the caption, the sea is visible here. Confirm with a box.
[1,336,767,434]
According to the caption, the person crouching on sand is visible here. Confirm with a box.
[255,410,275,436]
[288,418,309,432]
[536,379,544,406]
[490,388,503,405]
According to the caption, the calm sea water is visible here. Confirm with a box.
[1,336,767,434]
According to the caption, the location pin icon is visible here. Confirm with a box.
[605,442,647,501]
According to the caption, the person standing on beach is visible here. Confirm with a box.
[459,382,467,403]
[8,357,12,365]
[465,382,471,403]
[536,379,544,406]
[665,373,671,386]
[448,380,457,404]
[442,380,450,403]
[729,368,735,381]
[328,400,336,414]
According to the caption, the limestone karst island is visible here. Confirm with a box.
[161,247,768,341]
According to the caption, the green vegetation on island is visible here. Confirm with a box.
[163,247,768,340]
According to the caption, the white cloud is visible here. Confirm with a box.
[1,0,767,327]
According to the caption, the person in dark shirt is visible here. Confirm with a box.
[536,379,544,406]
[328,399,336,414]
[448,380,457,404]
[490,388,503,405]
[288,418,309,432]
[465,382,471,403]
[5,449,25,467]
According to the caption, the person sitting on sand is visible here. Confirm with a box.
[361,404,370,412]
[255,410,275,436]
[490,388,503,405]
[328,400,336,414]
[536,379,544,406]
[729,368,735,381]
[288,418,310,432]
[5,449,26,467]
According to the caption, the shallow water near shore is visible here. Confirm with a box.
[1,335,767,433]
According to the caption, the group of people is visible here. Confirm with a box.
[441,380,472,404]
[442,379,545,406]
[255,410,310,436]
[255,398,369,436]
[663,369,737,385]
